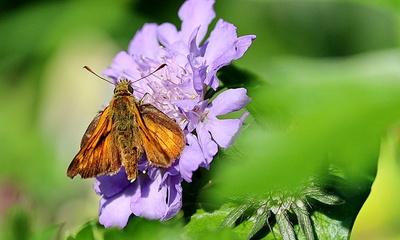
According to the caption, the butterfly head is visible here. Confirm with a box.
[114,79,134,96]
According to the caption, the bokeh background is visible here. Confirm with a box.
[1,0,400,239]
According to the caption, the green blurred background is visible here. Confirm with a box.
[1,0,400,239]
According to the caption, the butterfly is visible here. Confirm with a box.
[67,65,186,180]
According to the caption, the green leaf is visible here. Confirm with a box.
[312,211,349,240]
[276,212,296,240]
[103,217,183,240]
[183,208,245,240]
[291,201,314,240]
[214,169,365,239]
[67,220,102,240]
[247,205,270,240]
[219,203,252,229]
[309,191,344,206]
[68,217,184,240]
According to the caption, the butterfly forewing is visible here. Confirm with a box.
[67,107,122,179]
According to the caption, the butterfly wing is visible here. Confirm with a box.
[137,103,185,167]
[67,107,122,179]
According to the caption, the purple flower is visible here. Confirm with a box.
[95,0,255,228]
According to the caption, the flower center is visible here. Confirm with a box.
[131,62,198,125]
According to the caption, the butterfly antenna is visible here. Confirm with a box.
[83,66,115,85]
[131,64,167,84]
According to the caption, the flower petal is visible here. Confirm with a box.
[203,19,256,89]
[188,53,207,95]
[179,133,205,182]
[102,51,140,81]
[173,97,200,112]
[208,88,251,116]
[131,173,182,221]
[160,174,183,220]
[98,183,137,228]
[94,167,131,198]
[157,23,180,48]
[128,23,160,58]
[196,125,218,166]
[178,0,216,46]
[206,111,249,148]
[175,98,208,131]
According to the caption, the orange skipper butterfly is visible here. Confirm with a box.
[67,65,186,180]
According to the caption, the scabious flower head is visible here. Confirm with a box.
[95,0,256,228]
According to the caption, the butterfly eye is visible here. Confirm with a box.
[128,85,134,94]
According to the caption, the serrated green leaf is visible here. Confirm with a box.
[219,203,251,229]
[291,200,314,240]
[275,212,296,240]
[309,191,344,206]
[246,206,270,240]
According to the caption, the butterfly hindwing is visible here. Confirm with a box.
[80,110,102,148]
[138,103,185,167]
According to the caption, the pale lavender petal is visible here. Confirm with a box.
[128,23,160,58]
[163,161,180,179]
[188,53,207,94]
[204,19,256,63]
[185,111,200,132]
[173,97,200,112]
[137,155,149,172]
[203,19,256,88]
[178,0,216,46]
[207,88,251,116]
[160,174,183,220]
[206,111,249,148]
[102,51,141,81]
[98,183,137,229]
[131,173,182,220]
[157,23,180,48]
[196,125,218,166]
[175,99,206,132]
[131,174,165,220]
[188,26,201,56]
[179,133,205,182]
[146,165,161,181]
[94,167,130,197]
